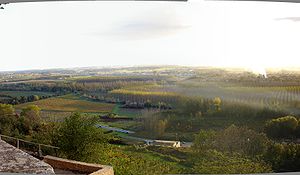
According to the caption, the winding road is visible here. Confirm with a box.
[96,124,192,148]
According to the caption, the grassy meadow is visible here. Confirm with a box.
[112,104,142,118]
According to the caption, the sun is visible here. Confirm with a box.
[249,66,267,78]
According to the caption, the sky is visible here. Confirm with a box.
[1,0,300,71]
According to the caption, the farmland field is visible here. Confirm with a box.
[15,94,115,113]
[1,66,300,175]
[39,111,73,122]
[112,104,142,118]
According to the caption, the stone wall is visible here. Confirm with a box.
[44,155,114,175]
[0,140,55,174]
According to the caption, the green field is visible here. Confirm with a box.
[15,94,115,113]
[112,104,142,118]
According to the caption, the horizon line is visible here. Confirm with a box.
[2,64,300,73]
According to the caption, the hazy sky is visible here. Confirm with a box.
[1,0,300,71]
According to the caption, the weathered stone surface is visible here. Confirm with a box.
[0,140,55,174]
[44,155,114,175]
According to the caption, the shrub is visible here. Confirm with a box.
[264,143,300,172]
[55,113,108,161]
[265,116,299,139]
[192,150,272,174]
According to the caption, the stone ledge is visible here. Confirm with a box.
[0,140,55,174]
[43,155,114,175]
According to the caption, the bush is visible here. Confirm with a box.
[215,125,269,156]
[55,113,108,161]
[192,130,216,153]
[265,116,299,139]
[192,150,272,174]
[0,104,17,135]
[193,125,269,157]
[264,143,300,172]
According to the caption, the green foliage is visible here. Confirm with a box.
[111,104,141,118]
[213,97,222,111]
[55,113,108,161]
[32,122,59,145]
[0,104,17,135]
[158,98,288,138]
[21,105,41,123]
[265,116,299,139]
[264,143,300,172]
[32,95,40,101]
[193,130,216,152]
[18,105,42,135]
[0,103,15,116]
[177,97,212,117]
[192,150,272,174]
[109,87,179,107]
[0,104,41,136]
[191,127,272,174]
[193,126,269,157]
[0,91,55,105]
[3,70,300,174]
[215,125,270,156]
[142,110,168,138]
[91,145,184,175]
[0,91,54,98]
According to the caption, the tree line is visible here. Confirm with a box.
[0,94,57,105]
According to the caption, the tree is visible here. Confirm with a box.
[265,116,299,139]
[17,105,42,135]
[192,150,272,174]
[16,115,32,135]
[156,119,168,138]
[20,105,41,125]
[213,97,222,111]
[296,124,300,138]
[177,97,209,117]
[32,122,59,145]
[29,95,40,101]
[142,110,167,138]
[215,125,269,156]
[0,103,15,116]
[55,113,108,161]
[264,143,300,172]
[193,130,216,153]
[0,104,16,135]
[19,96,27,103]
[193,125,269,157]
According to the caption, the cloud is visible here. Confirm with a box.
[275,17,300,22]
[105,21,190,40]
[93,9,190,40]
